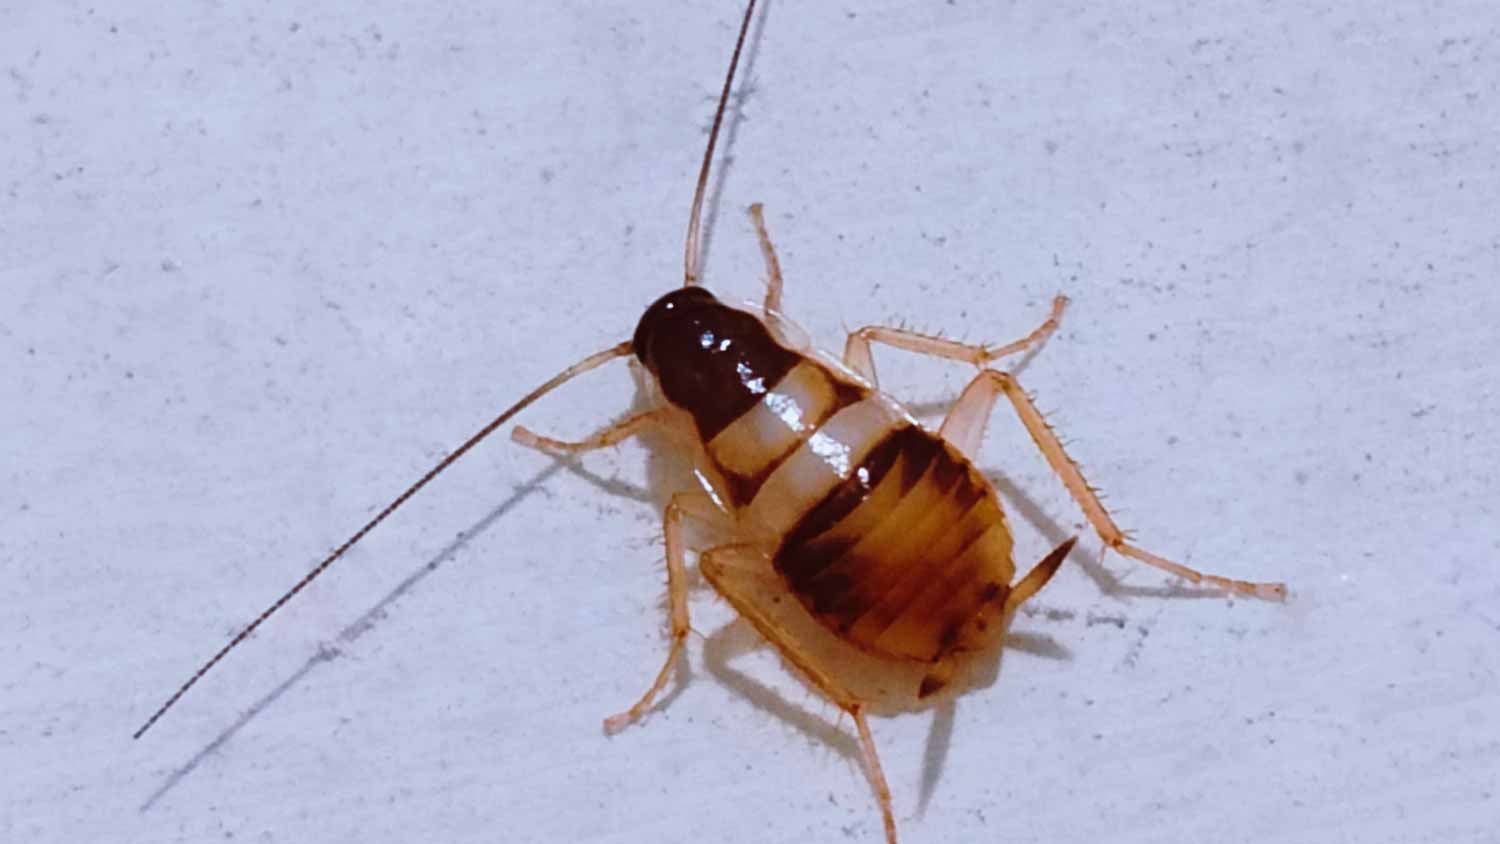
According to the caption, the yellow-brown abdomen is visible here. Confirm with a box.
[773,425,1015,663]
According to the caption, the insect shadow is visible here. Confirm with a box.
[139,462,564,813]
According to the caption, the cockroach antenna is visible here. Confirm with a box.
[130,342,632,740]
[684,0,757,287]
[133,0,762,743]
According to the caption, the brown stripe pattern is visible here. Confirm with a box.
[659,310,1017,666]
[704,359,867,508]
[772,425,1015,663]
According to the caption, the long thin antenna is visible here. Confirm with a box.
[683,0,758,287]
[133,341,633,740]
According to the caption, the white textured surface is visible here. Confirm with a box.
[4,2,1498,843]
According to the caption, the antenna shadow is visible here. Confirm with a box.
[140,463,563,812]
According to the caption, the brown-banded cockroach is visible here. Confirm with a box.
[134,2,1287,841]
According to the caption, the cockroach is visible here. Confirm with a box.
[135,2,1287,841]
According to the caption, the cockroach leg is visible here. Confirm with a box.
[747,204,811,350]
[747,203,784,316]
[937,370,1009,457]
[956,369,1287,600]
[604,491,724,734]
[841,294,1068,389]
[510,410,659,458]
[700,544,898,844]
[850,705,897,844]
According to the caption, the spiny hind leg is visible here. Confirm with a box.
[748,203,785,316]
[842,294,1068,388]
[604,490,725,733]
[700,544,898,844]
[957,369,1286,600]
[511,409,658,457]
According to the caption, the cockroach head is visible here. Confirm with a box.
[632,286,792,411]
[631,286,722,373]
